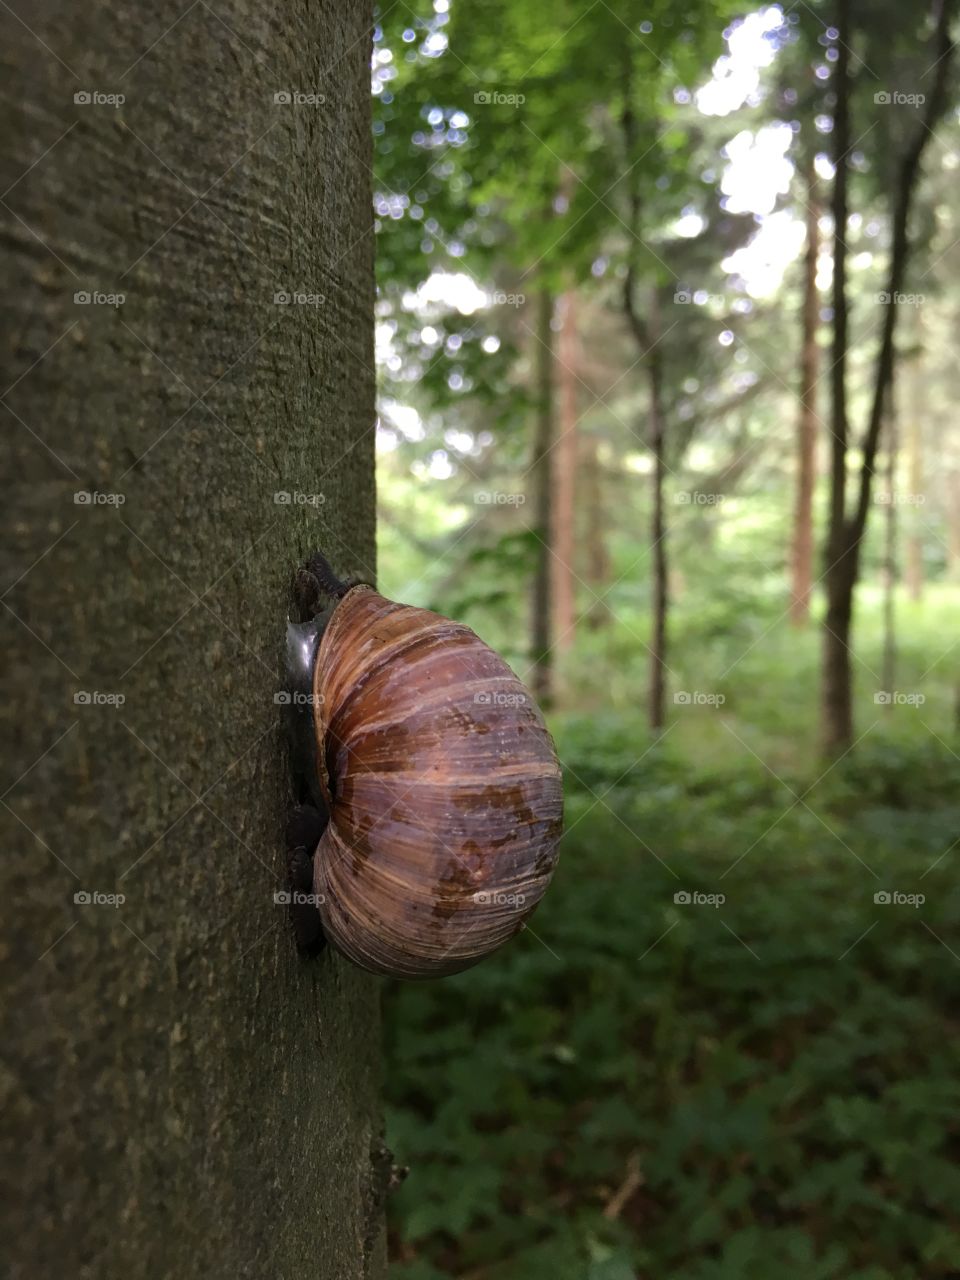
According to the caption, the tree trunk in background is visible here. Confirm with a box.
[821,0,955,753]
[790,160,821,626]
[881,390,899,702]
[822,0,855,753]
[529,288,554,703]
[948,470,960,582]
[647,286,669,731]
[582,432,611,628]
[550,291,578,657]
[904,351,924,601]
[1,6,385,1279]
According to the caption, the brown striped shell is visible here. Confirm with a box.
[308,585,563,978]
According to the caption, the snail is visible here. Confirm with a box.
[282,552,563,979]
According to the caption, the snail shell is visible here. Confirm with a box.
[307,585,563,978]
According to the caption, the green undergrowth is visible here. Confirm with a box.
[384,690,960,1279]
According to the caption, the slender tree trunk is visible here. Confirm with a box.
[947,469,960,582]
[529,288,554,703]
[550,291,578,657]
[881,388,899,702]
[821,0,855,753]
[1,5,386,1278]
[821,0,955,752]
[648,286,669,730]
[582,431,611,628]
[790,160,821,626]
[904,350,925,601]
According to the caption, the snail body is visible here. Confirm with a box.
[285,560,563,979]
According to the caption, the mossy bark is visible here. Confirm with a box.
[1,3,384,1276]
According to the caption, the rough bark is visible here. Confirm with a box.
[550,290,578,656]
[529,287,554,704]
[1,4,385,1279]
[790,159,820,626]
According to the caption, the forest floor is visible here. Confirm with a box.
[384,589,960,1280]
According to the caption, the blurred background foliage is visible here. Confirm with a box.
[365,0,960,1274]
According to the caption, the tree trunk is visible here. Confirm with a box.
[529,288,554,703]
[582,430,611,628]
[790,159,821,626]
[647,286,669,731]
[550,291,578,657]
[821,0,855,753]
[947,469,960,582]
[904,351,924,601]
[1,6,385,1279]
[820,0,955,753]
[881,389,899,702]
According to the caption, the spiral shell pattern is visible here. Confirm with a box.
[310,586,563,978]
